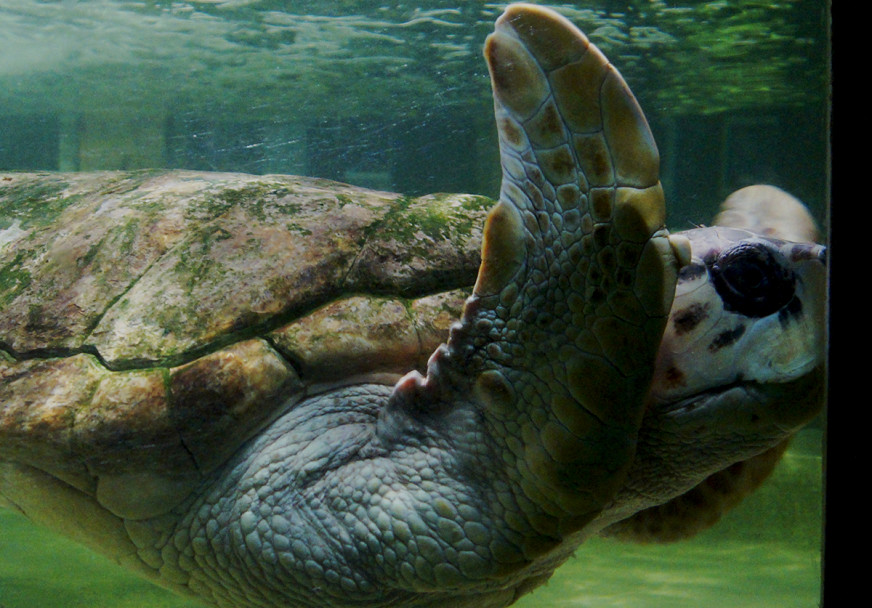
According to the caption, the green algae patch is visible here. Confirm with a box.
[347,192,490,296]
[0,176,74,230]
[188,183,302,223]
[383,193,493,244]
[1,170,487,370]
[0,249,34,308]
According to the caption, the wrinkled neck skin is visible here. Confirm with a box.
[593,366,824,537]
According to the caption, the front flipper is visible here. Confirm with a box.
[390,4,680,541]
[714,184,820,243]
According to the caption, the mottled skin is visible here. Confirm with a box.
[0,5,826,608]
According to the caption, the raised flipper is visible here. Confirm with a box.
[389,3,683,538]
[714,184,820,243]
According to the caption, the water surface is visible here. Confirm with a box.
[1,1,829,225]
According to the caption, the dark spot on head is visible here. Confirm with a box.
[777,296,803,327]
[663,365,686,389]
[702,250,719,266]
[672,302,710,335]
[708,324,746,351]
[677,262,707,283]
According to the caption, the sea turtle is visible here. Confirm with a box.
[0,4,826,608]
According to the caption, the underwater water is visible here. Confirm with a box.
[1,0,829,226]
[1,1,829,607]
[0,427,822,607]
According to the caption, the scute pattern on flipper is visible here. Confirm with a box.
[390,3,679,535]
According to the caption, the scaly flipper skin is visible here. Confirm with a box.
[391,3,679,536]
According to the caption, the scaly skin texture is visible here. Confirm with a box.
[0,5,827,608]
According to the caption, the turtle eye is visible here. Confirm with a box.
[709,242,796,318]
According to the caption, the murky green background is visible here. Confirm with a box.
[1,0,829,227]
[1,0,828,606]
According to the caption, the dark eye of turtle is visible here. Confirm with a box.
[709,242,796,318]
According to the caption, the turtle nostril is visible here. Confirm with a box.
[785,242,826,265]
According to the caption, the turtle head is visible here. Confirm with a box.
[650,228,826,415]
[601,189,827,541]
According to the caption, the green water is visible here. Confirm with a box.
[1,1,829,225]
[0,428,822,608]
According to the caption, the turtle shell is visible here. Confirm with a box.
[0,169,490,519]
